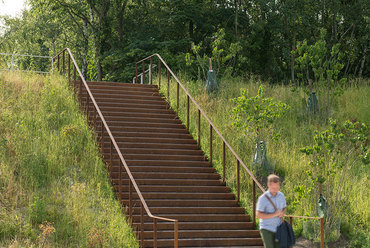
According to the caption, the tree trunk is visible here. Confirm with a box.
[234,0,238,39]
[117,0,129,44]
[82,18,88,79]
[359,37,367,77]
[189,20,194,40]
[291,30,296,84]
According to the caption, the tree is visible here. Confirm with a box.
[300,119,369,240]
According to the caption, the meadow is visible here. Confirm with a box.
[0,72,138,247]
[157,73,369,247]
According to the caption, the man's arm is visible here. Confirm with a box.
[256,208,286,219]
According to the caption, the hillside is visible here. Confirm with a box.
[159,74,369,247]
[0,72,138,247]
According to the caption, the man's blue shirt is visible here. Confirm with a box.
[257,191,286,233]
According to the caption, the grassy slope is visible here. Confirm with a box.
[157,74,369,247]
[0,72,138,248]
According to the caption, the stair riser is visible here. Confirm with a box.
[83,82,263,247]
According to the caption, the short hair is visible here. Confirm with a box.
[267,174,280,184]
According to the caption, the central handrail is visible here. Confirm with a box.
[136,54,325,248]
[53,48,178,248]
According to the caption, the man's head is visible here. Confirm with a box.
[267,174,281,195]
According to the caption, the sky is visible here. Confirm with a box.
[0,0,28,18]
[0,0,28,35]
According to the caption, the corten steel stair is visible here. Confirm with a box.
[54,49,325,248]
[81,81,264,248]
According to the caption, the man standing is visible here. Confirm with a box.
[256,174,286,248]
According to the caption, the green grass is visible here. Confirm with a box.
[155,73,369,247]
[0,71,138,248]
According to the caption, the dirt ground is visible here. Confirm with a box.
[294,235,350,248]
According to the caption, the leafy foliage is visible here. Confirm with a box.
[231,85,290,143]
[299,119,369,239]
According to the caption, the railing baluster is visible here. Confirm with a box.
[150,57,153,85]
[222,141,226,182]
[153,219,157,248]
[198,109,201,146]
[237,160,240,202]
[209,125,213,165]
[158,61,161,89]
[253,181,256,227]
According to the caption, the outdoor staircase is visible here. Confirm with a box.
[82,81,264,248]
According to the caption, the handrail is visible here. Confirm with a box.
[53,48,178,248]
[136,54,325,248]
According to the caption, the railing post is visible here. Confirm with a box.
[198,109,201,146]
[110,140,113,178]
[167,69,170,100]
[86,95,90,122]
[176,82,179,113]
[320,218,324,248]
[62,50,65,75]
[186,95,189,130]
[141,203,144,248]
[10,54,14,71]
[135,63,138,84]
[142,61,145,84]
[158,61,161,89]
[100,121,104,151]
[129,180,132,220]
[119,159,122,202]
[153,219,157,248]
[209,125,213,165]
[74,65,76,82]
[253,181,256,227]
[174,220,179,248]
[150,57,153,85]
[237,160,240,203]
[93,107,97,131]
[68,54,71,82]
[57,55,60,71]
[222,141,226,182]
[289,216,293,227]
[79,80,82,103]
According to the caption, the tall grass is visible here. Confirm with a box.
[154,72,369,247]
[0,71,138,247]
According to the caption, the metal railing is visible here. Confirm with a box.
[53,48,178,248]
[136,54,325,248]
[133,64,157,84]
[0,53,53,74]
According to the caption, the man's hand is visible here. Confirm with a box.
[274,210,284,218]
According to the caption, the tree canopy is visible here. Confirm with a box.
[0,0,368,82]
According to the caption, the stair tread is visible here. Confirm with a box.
[78,80,262,247]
